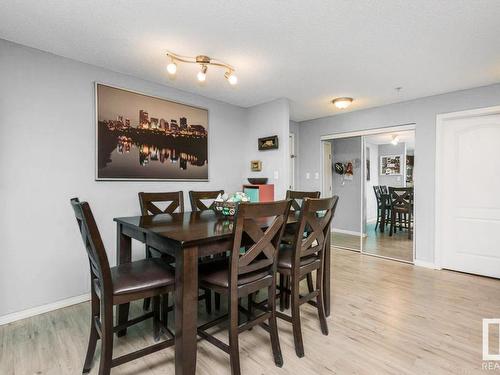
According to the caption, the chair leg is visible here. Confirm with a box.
[389,209,394,237]
[315,268,329,336]
[204,289,212,314]
[143,247,152,311]
[279,274,285,312]
[215,292,221,310]
[153,295,161,342]
[98,302,113,375]
[229,295,241,375]
[306,273,314,293]
[291,278,304,358]
[161,293,169,331]
[284,276,291,310]
[375,207,380,230]
[83,285,99,373]
[268,282,283,367]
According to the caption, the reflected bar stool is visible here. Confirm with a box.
[197,200,291,375]
[280,190,321,310]
[70,198,175,375]
[276,196,338,357]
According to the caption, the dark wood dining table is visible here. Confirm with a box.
[114,210,332,375]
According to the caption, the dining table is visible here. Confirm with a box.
[114,209,332,375]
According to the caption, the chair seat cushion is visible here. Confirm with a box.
[111,259,175,296]
[277,245,318,269]
[199,260,269,288]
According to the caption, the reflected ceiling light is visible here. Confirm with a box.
[166,51,238,85]
[391,135,400,145]
[332,97,353,109]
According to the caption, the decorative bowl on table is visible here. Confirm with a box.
[213,192,250,217]
[247,177,268,185]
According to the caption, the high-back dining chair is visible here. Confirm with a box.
[388,187,414,239]
[139,191,184,215]
[70,198,175,375]
[138,191,183,311]
[276,196,339,358]
[281,190,321,308]
[198,200,292,375]
[189,190,224,211]
[286,190,321,211]
[138,191,212,314]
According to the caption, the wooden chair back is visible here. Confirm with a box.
[291,196,339,267]
[138,191,184,215]
[189,190,224,212]
[388,187,413,211]
[380,185,389,195]
[285,190,321,211]
[230,200,291,284]
[70,198,112,297]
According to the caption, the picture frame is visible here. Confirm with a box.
[258,135,279,151]
[250,160,262,172]
[95,83,209,181]
[380,154,402,175]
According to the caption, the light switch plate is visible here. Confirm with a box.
[273,170,279,179]
[306,172,310,179]
[314,172,319,180]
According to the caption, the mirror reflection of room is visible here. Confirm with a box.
[328,136,362,251]
[363,130,415,262]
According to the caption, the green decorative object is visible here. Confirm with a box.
[213,192,250,217]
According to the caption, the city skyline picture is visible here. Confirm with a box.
[96,84,209,180]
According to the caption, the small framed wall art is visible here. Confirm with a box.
[258,135,279,151]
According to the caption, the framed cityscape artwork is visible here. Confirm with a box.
[95,83,209,180]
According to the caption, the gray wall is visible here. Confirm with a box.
[331,137,362,233]
[378,142,406,187]
[245,99,290,200]
[0,39,287,317]
[297,82,500,264]
[289,120,300,189]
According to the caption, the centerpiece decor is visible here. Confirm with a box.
[213,192,250,217]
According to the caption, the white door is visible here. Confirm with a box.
[289,134,295,190]
[322,141,333,197]
[437,107,500,278]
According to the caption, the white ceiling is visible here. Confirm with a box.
[1,0,499,121]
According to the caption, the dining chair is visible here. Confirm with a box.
[189,190,224,211]
[276,196,338,358]
[70,198,175,375]
[388,187,414,239]
[189,189,226,310]
[138,191,212,314]
[197,200,291,375]
[280,190,321,310]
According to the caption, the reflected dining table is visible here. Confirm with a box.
[114,210,332,375]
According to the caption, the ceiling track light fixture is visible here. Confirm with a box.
[331,97,353,109]
[166,51,238,85]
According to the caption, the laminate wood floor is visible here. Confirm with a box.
[1,247,499,374]
[332,223,413,262]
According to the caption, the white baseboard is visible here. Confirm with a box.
[332,227,367,237]
[414,260,441,270]
[0,293,90,326]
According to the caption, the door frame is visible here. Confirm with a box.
[289,133,295,190]
[322,141,333,197]
[435,105,500,268]
[320,123,416,262]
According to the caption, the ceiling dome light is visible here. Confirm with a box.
[197,65,207,82]
[391,135,400,145]
[332,97,353,109]
[225,71,238,85]
[166,62,177,75]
